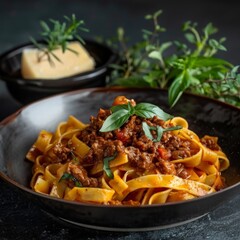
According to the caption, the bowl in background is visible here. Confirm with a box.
[0,87,240,231]
[0,40,117,104]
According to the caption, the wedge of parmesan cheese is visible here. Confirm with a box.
[21,41,95,79]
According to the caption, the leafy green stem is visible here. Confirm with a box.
[108,10,237,107]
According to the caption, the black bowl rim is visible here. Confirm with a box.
[0,86,240,209]
[0,39,117,88]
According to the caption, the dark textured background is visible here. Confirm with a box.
[0,1,240,239]
[1,0,240,64]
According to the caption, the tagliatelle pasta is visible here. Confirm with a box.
[26,97,230,205]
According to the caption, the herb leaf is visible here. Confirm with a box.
[59,172,82,187]
[111,104,129,113]
[103,153,117,179]
[135,103,173,120]
[142,122,154,140]
[169,70,191,107]
[155,126,164,142]
[100,102,174,132]
[100,109,131,132]
[142,122,182,142]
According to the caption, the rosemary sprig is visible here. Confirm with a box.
[30,14,89,65]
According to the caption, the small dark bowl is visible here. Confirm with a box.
[0,40,117,104]
[0,87,240,231]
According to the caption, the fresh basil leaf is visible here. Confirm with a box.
[142,122,154,141]
[185,33,196,44]
[229,65,240,78]
[182,21,192,31]
[135,103,173,120]
[59,172,82,187]
[75,181,82,187]
[100,109,130,132]
[155,126,163,142]
[59,172,72,181]
[148,50,162,61]
[126,102,134,115]
[102,101,175,132]
[169,70,191,107]
[159,42,172,54]
[103,154,117,179]
[203,22,218,37]
[188,56,232,68]
[142,122,182,142]
[169,76,183,107]
[142,122,162,142]
[163,126,183,132]
[209,39,227,51]
[171,58,185,70]
[111,104,129,113]
[111,103,135,115]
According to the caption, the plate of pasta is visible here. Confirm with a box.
[0,87,240,231]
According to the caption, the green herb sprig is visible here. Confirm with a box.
[30,14,89,65]
[108,10,239,107]
[100,102,173,132]
[142,122,182,142]
[190,65,240,107]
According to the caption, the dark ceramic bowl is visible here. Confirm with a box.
[0,40,116,104]
[0,87,240,231]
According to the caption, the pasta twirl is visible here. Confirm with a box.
[26,96,230,205]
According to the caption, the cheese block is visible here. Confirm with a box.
[21,42,95,79]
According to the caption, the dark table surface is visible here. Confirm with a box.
[0,0,240,239]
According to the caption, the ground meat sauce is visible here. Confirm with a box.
[68,162,98,188]
[200,135,220,151]
[75,107,197,184]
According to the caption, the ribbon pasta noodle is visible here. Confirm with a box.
[26,97,230,205]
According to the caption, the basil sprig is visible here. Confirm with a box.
[103,153,117,179]
[100,102,173,132]
[142,122,182,142]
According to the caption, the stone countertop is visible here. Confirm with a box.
[0,1,240,239]
[1,167,240,239]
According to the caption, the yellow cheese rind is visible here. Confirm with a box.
[21,42,95,79]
